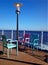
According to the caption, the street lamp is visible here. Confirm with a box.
[14,3,22,40]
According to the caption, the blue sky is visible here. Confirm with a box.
[0,0,48,30]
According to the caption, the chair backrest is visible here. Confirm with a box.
[32,34,39,46]
[18,33,30,45]
[23,33,30,43]
[2,35,7,46]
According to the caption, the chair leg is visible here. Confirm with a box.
[10,48,12,53]
[9,49,12,54]
[7,49,9,58]
[16,46,18,55]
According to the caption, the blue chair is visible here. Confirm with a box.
[32,39,39,50]
[2,35,18,58]
[29,34,39,50]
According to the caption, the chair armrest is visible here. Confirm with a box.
[34,39,39,41]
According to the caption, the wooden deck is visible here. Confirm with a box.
[0,43,48,65]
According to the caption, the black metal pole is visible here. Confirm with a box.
[16,11,18,40]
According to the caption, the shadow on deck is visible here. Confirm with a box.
[0,57,41,65]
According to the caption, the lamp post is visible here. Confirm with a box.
[14,3,22,40]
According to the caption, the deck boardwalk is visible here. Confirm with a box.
[0,44,48,65]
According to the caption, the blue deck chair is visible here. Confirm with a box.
[32,39,39,50]
[30,34,39,50]
[2,35,18,58]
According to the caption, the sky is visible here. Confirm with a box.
[0,0,48,30]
